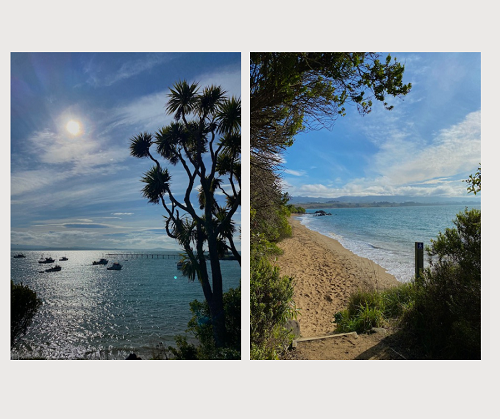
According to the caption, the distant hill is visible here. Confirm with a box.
[10,244,183,252]
[289,195,481,207]
[10,244,117,251]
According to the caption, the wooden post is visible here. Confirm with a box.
[415,242,424,280]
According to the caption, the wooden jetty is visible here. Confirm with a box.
[105,252,237,261]
[106,253,179,259]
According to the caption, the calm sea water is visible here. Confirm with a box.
[296,204,480,283]
[11,250,240,360]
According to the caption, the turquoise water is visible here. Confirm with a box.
[10,250,240,360]
[296,204,480,283]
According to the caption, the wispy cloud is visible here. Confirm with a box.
[284,169,306,176]
[83,54,173,87]
[375,110,480,185]
[106,91,170,133]
[197,65,241,98]
[286,110,480,198]
[11,168,66,196]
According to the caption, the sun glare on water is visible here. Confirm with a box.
[66,120,82,135]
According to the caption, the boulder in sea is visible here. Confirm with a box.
[314,210,332,216]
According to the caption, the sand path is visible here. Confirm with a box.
[274,217,399,338]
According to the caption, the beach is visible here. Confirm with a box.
[275,217,400,338]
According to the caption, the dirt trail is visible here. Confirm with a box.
[275,217,401,359]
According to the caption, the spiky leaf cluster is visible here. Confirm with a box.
[129,80,241,330]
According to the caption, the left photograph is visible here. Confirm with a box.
[11,52,241,360]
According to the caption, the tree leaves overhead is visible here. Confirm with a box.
[251,52,412,151]
[129,132,153,159]
[141,165,171,204]
[166,80,200,121]
[198,85,227,117]
[155,123,186,165]
[464,164,481,195]
[216,97,241,135]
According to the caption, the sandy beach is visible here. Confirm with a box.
[274,217,400,338]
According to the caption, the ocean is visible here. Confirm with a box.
[295,204,481,283]
[10,250,240,360]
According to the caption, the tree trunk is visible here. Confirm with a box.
[207,234,227,347]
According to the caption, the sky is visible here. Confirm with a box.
[10,52,241,250]
[280,52,481,200]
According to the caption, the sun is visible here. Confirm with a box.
[66,120,81,135]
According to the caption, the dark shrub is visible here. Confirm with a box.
[11,280,42,346]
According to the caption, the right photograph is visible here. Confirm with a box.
[250,52,481,360]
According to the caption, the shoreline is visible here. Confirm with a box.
[274,217,399,338]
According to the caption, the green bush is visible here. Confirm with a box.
[381,282,417,318]
[334,283,417,334]
[286,204,306,214]
[335,208,481,359]
[165,286,241,360]
[250,254,297,359]
[250,199,293,247]
[11,280,42,346]
[400,208,481,359]
[335,299,384,334]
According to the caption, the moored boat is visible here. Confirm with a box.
[92,258,108,265]
[38,257,55,264]
[13,254,26,258]
[107,262,122,270]
[176,261,183,269]
[45,265,62,272]
[59,256,68,261]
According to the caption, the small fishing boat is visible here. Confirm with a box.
[59,256,68,261]
[38,257,55,264]
[107,262,122,270]
[45,265,62,272]
[92,258,108,265]
[176,261,183,269]
[13,254,26,258]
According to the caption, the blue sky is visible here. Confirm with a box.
[280,52,481,200]
[11,52,241,250]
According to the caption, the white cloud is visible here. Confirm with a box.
[83,54,172,88]
[284,169,306,176]
[107,91,171,134]
[197,65,241,98]
[105,55,172,86]
[377,110,481,185]
[103,63,241,138]
[10,227,180,250]
[286,108,481,199]
[24,127,130,171]
[11,168,67,196]
[287,177,469,198]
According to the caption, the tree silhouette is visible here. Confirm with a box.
[130,80,240,348]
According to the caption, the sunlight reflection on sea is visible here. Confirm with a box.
[11,250,240,360]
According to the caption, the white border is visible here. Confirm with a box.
[2,1,498,417]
